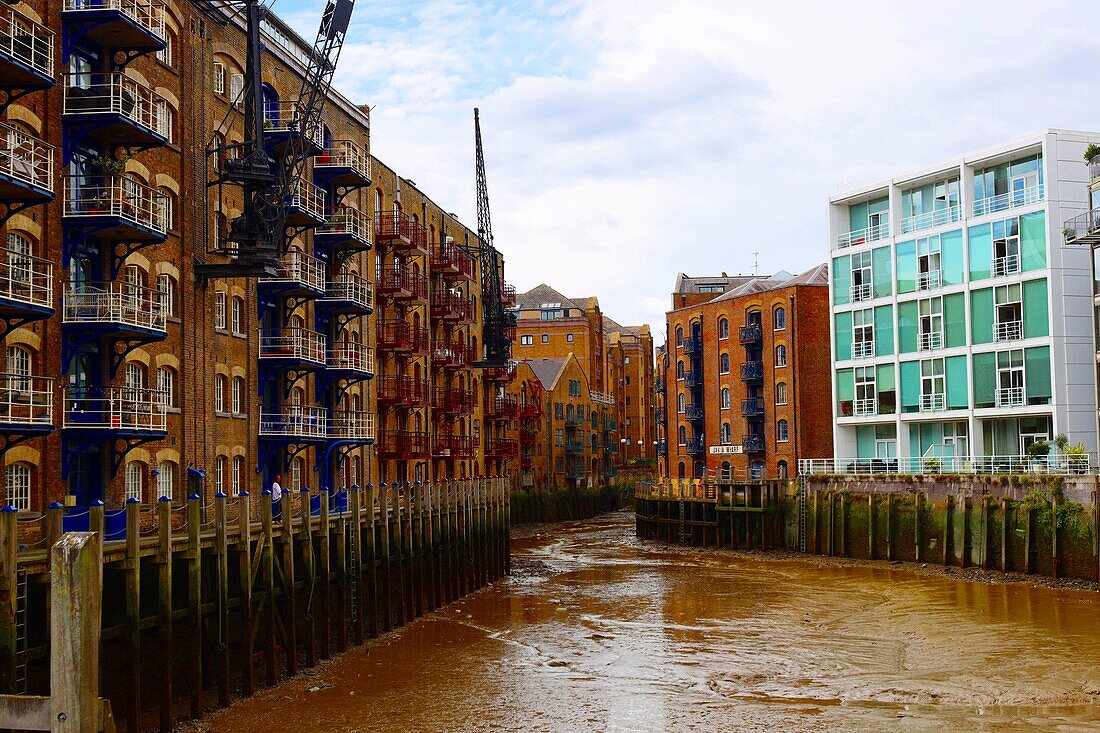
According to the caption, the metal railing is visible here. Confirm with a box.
[992,254,1020,277]
[258,327,326,365]
[63,176,169,234]
[0,247,51,310]
[327,343,374,374]
[431,289,473,320]
[63,386,166,431]
[994,319,1022,342]
[62,281,165,331]
[683,335,702,355]
[262,100,324,148]
[973,184,1044,218]
[317,206,371,243]
[259,406,327,438]
[995,386,1024,408]
[836,220,889,248]
[0,121,53,193]
[685,370,704,388]
[314,139,370,179]
[63,0,166,41]
[0,5,53,77]
[900,204,961,234]
[852,397,877,416]
[851,340,874,359]
[919,330,942,351]
[378,268,428,300]
[0,374,52,426]
[431,342,470,368]
[799,454,1095,476]
[685,437,705,455]
[742,434,765,453]
[919,393,945,412]
[285,179,326,221]
[917,269,941,291]
[850,282,871,302]
[1063,207,1100,244]
[686,404,705,421]
[590,391,614,406]
[738,325,762,344]
[433,238,476,279]
[324,271,372,310]
[741,397,764,416]
[63,72,169,140]
[377,431,429,456]
[739,362,762,381]
[260,249,325,292]
[330,411,374,441]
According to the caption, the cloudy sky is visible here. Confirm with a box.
[277,0,1099,341]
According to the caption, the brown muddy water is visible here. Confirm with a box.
[198,511,1100,732]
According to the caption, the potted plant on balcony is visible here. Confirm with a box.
[1065,442,1090,475]
[1084,143,1100,163]
[1025,440,1050,473]
[317,149,332,165]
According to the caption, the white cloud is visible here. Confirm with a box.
[284,0,1100,343]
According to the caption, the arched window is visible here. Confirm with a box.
[290,457,303,490]
[230,297,243,335]
[678,425,686,445]
[775,344,787,367]
[677,462,686,479]
[676,361,685,380]
[777,419,789,442]
[215,375,226,412]
[215,456,227,495]
[720,422,731,444]
[719,353,730,374]
[214,291,227,330]
[157,366,176,408]
[718,318,729,340]
[125,462,143,502]
[124,362,145,402]
[777,460,788,479]
[231,376,244,414]
[6,232,32,284]
[720,461,731,480]
[5,464,30,512]
[774,305,787,330]
[677,393,686,413]
[675,327,683,347]
[775,382,788,405]
[124,264,145,299]
[720,387,730,410]
[6,345,31,392]
[156,188,175,230]
[157,273,177,317]
[156,461,175,500]
[232,456,244,496]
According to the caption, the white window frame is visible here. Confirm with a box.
[213,61,226,94]
[5,464,30,512]
[125,462,143,503]
[156,462,174,501]
[214,291,227,330]
[232,376,243,414]
[920,358,945,412]
[215,375,225,412]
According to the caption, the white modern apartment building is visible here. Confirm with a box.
[827,129,1100,470]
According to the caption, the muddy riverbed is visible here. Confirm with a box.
[195,511,1100,732]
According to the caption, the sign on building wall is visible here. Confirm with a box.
[709,445,743,455]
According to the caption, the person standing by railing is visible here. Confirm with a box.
[271,474,283,520]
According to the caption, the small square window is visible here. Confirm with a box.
[521,335,533,346]
[542,334,549,344]
[566,333,574,343]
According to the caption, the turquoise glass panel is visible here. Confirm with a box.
[946,355,968,409]
[896,239,916,294]
[1023,278,1049,339]
[1021,211,1047,272]
[969,288,994,345]
[897,300,917,353]
[941,229,964,285]
[944,293,966,348]
[856,425,875,458]
[872,246,892,298]
[833,254,851,305]
[899,360,920,414]
[874,305,894,356]
[834,312,852,361]
[972,353,996,407]
[968,224,992,281]
[1025,346,1051,403]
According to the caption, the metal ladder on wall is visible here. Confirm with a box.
[14,570,27,693]
[798,477,807,552]
[347,525,359,626]
[678,500,688,544]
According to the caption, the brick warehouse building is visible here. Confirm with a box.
[0,0,514,512]
[605,321,655,461]
[656,267,833,480]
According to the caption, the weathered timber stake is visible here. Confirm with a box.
[50,532,102,733]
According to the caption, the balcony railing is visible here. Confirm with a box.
[377,430,429,457]
[314,139,370,180]
[684,370,704,388]
[919,330,942,351]
[850,282,871,302]
[378,268,428,301]
[900,204,962,234]
[63,386,166,432]
[487,395,519,420]
[655,377,665,393]
[316,206,372,245]
[259,406,327,439]
[434,434,476,458]
[486,437,519,459]
[973,184,1044,218]
[262,100,324,149]
[285,179,326,222]
[992,254,1020,278]
[851,340,874,360]
[63,176,170,234]
[258,327,326,365]
[654,407,665,423]
[656,439,668,456]
[0,121,53,194]
[800,454,1097,476]
[376,319,414,351]
[836,219,889,249]
[433,237,476,280]
[376,375,428,404]
[685,437,705,455]
[64,72,170,141]
[852,398,877,416]
[259,249,325,292]
[327,343,374,375]
[432,341,471,369]
[996,386,1024,408]
[330,410,374,441]
[686,404,705,421]
[501,283,516,308]
[741,397,764,417]
[375,211,427,252]
[742,434,765,453]
[62,281,165,332]
[431,290,474,321]
[739,361,763,382]
[738,325,762,345]
[0,248,52,311]
[323,271,373,310]
[919,393,945,412]
[62,0,167,43]
[995,320,1022,343]
[683,335,702,355]
[917,269,941,291]
[0,6,54,79]
[0,374,53,427]
[590,391,614,407]
[435,386,474,414]
[564,439,584,454]
[1064,206,1100,244]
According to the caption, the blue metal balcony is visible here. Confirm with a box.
[283,179,327,229]
[655,377,665,394]
[258,250,326,299]
[684,371,703,389]
[63,73,170,152]
[654,407,665,422]
[326,343,374,380]
[0,374,54,447]
[61,0,167,60]
[0,7,54,107]
[327,410,374,445]
[0,249,53,337]
[62,280,166,340]
[686,436,705,456]
[317,271,373,316]
[686,404,705,422]
[313,140,371,190]
[314,206,372,257]
[739,325,762,345]
[62,385,166,438]
[656,439,667,456]
[262,101,324,157]
[740,361,763,383]
[742,434,765,453]
[741,397,764,417]
[0,122,54,220]
[565,439,584,455]
[258,327,327,370]
[683,334,702,356]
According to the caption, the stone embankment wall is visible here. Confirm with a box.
[511,486,624,524]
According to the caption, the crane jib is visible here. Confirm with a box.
[322,0,354,40]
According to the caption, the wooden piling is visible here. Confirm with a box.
[156,497,173,731]
[213,492,230,707]
[236,492,254,696]
[318,488,332,658]
[124,501,141,731]
[364,484,378,638]
[298,489,316,668]
[50,532,102,733]
[186,494,203,718]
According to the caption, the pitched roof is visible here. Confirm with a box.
[525,357,570,390]
[514,284,582,311]
[709,264,828,302]
[673,273,761,296]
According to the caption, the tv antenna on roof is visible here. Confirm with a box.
[752,251,760,276]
